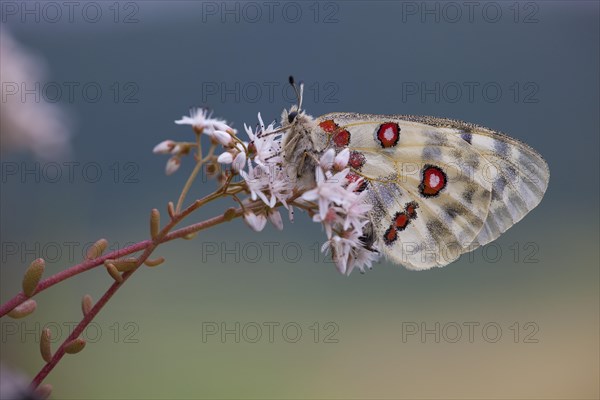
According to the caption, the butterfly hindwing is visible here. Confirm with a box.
[315,112,548,270]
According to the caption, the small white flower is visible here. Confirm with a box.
[212,130,232,146]
[312,206,341,239]
[175,108,209,128]
[244,212,267,232]
[346,246,380,276]
[341,191,372,230]
[267,209,284,231]
[175,108,231,136]
[240,164,272,206]
[232,151,247,172]
[244,115,282,167]
[334,148,350,170]
[217,152,233,164]
[165,156,181,175]
[211,121,234,134]
[302,167,350,220]
[322,236,352,275]
[319,149,335,171]
[153,140,176,154]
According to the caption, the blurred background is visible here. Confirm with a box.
[1,1,598,398]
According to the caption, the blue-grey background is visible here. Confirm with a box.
[1,1,598,398]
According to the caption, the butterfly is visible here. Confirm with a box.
[280,78,549,270]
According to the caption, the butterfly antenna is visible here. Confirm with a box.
[288,75,303,112]
[297,81,304,112]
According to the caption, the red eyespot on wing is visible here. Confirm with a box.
[348,151,366,170]
[405,201,418,218]
[319,119,338,133]
[419,165,447,197]
[376,122,400,148]
[389,201,419,236]
[346,172,368,192]
[333,129,351,147]
[384,226,398,245]
[395,213,408,230]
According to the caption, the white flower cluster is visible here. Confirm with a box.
[153,108,235,175]
[300,149,380,275]
[153,109,380,275]
[237,114,294,231]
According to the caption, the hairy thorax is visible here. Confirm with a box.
[281,109,327,188]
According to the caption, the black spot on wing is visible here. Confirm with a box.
[426,219,454,246]
[422,146,442,161]
[494,139,510,158]
[460,132,473,144]
[462,186,475,203]
[492,176,507,200]
[444,204,461,219]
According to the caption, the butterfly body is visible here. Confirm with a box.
[281,108,549,270]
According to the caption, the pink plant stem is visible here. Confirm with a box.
[0,194,228,318]
[29,208,237,389]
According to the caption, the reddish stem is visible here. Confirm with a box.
[0,194,225,318]
[29,209,236,388]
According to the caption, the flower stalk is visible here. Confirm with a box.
[1,97,380,393]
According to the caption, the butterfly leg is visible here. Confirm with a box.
[296,151,308,178]
[296,151,321,178]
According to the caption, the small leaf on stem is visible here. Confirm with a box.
[40,328,52,363]
[22,258,45,297]
[223,207,237,221]
[8,299,37,319]
[145,257,165,267]
[183,232,197,240]
[85,238,108,260]
[150,209,160,239]
[112,258,139,272]
[105,263,123,283]
[64,337,86,354]
[81,294,93,316]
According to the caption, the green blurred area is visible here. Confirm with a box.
[1,1,598,399]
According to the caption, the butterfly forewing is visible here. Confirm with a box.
[455,128,550,247]
[315,112,548,270]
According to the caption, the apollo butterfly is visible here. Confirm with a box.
[280,78,549,270]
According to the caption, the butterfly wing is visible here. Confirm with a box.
[315,113,549,270]
[450,123,550,248]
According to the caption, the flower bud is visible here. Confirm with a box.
[152,140,176,154]
[165,156,181,175]
[217,152,233,164]
[213,130,233,146]
[267,209,284,231]
[243,212,267,232]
